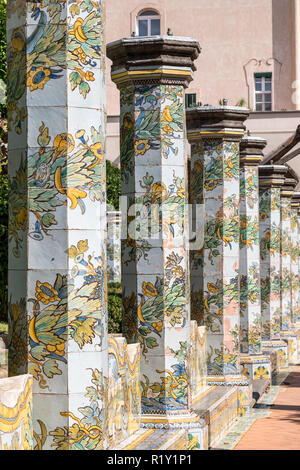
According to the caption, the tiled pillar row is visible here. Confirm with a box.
[187,107,249,380]
[280,176,297,331]
[297,206,300,324]
[238,136,271,381]
[279,175,298,364]
[291,193,300,360]
[107,211,121,284]
[7,1,108,449]
[259,165,289,370]
[107,36,204,432]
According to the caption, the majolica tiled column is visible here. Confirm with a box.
[107,37,205,437]
[107,211,121,284]
[297,204,300,325]
[187,107,250,382]
[259,165,289,370]
[291,193,300,325]
[7,1,108,449]
[280,174,298,364]
[238,136,271,381]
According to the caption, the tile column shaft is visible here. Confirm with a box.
[7,1,108,449]
[187,106,249,380]
[107,36,202,427]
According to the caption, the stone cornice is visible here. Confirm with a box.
[106,36,201,88]
[258,164,288,188]
[240,135,266,167]
[186,106,249,141]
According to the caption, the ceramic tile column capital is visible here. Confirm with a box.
[258,165,288,188]
[291,192,300,208]
[106,36,201,89]
[186,106,249,142]
[281,175,298,198]
[240,135,266,167]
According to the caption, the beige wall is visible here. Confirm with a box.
[106,0,295,114]
[106,0,298,169]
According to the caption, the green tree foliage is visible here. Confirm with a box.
[106,160,121,210]
[108,282,122,334]
[0,0,6,117]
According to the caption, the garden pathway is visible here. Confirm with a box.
[234,364,300,450]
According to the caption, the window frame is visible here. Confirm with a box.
[136,9,161,37]
[185,93,197,108]
[254,73,272,112]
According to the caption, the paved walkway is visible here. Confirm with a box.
[234,364,300,450]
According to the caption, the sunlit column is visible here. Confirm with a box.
[7,1,108,449]
[107,36,205,436]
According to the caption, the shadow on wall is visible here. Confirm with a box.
[272,0,293,111]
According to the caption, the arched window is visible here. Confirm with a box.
[137,10,160,37]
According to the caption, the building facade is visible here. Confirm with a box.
[105,0,300,175]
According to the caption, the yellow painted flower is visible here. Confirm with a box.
[226,156,234,169]
[46,342,65,357]
[247,176,255,186]
[90,142,103,160]
[177,188,185,198]
[70,17,87,43]
[85,71,95,82]
[35,281,60,305]
[66,187,87,210]
[152,321,163,333]
[53,133,75,159]
[74,47,87,64]
[142,281,158,298]
[204,179,217,191]
[151,182,168,203]
[135,139,150,156]
[162,123,173,134]
[16,208,28,230]
[223,235,233,247]
[207,283,219,293]
[161,105,173,123]
[27,67,51,92]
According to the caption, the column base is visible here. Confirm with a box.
[206,375,252,417]
[262,339,289,371]
[280,330,298,364]
[240,354,271,382]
